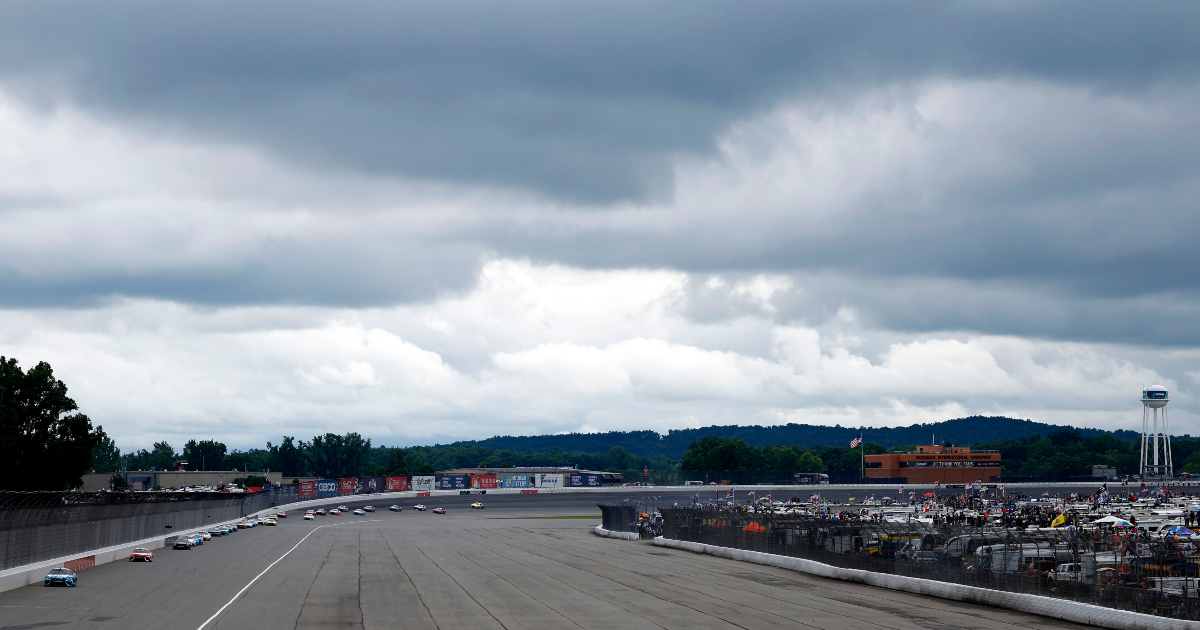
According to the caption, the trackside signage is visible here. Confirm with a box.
[499,473,529,488]
[317,479,338,496]
[471,474,497,489]
[439,475,468,490]
[412,476,435,492]
[339,478,357,494]
[568,473,602,488]
[535,473,563,488]
[299,481,316,498]
[385,476,408,491]
[360,476,384,493]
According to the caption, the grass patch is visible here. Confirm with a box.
[489,515,601,520]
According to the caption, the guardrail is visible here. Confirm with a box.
[659,508,1200,620]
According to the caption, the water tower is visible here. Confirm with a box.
[1139,384,1173,479]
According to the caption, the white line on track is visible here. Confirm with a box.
[196,519,383,630]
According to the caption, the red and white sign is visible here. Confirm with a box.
[471,474,497,489]
[299,481,316,498]
[521,489,538,494]
[339,478,357,494]
[416,492,431,497]
[386,476,408,492]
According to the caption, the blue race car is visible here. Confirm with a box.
[44,568,77,587]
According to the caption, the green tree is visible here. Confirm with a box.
[183,439,227,470]
[306,432,372,478]
[680,437,750,472]
[268,436,306,477]
[90,436,122,473]
[0,357,108,490]
[384,447,408,475]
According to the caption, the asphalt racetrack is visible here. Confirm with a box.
[0,489,1097,629]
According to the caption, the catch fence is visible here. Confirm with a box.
[0,488,294,571]
[660,508,1200,620]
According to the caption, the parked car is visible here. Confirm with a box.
[470,502,485,509]
[432,507,446,514]
[389,505,401,512]
[353,509,365,515]
[129,548,154,562]
[44,568,77,587]
[363,506,375,512]
[414,504,427,511]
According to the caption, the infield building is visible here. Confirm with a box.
[864,445,1001,484]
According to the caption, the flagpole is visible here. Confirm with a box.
[860,433,864,479]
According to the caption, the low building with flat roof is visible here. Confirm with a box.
[864,445,1001,484]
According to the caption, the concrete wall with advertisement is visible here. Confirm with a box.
[471,474,497,489]
[299,481,317,498]
[568,473,602,488]
[339,478,357,494]
[439,475,468,490]
[385,476,408,491]
[316,479,338,496]
[412,476,435,492]
[499,473,530,488]
[534,473,563,488]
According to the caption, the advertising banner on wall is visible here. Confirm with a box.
[360,476,384,493]
[568,473,602,488]
[499,473,529,488]
[471,474,497,489]
[299,481,316,498]
[412,476,435,492]
[534,473,563,488]
[317,479,338,496]
[339,478,357,494]
[439,475,468,490]
[385,476,408,492]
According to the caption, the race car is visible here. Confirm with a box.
[352,509,365,515]
[363,506,375,512]
[329,508,341,515]
[432,507,446,514]
[304,513,315,520]
[264,518,278,525]
[200,531,212,540]
[388,505,401,512]
[190,534,204,545]
[276,512,288,518]
[470,502,485,509]
[173,537,193,549]
[44,568,77,587]
[129,548,154,562]
[209,530,224,537]
[338,505,349,511]
[315,509,326,515]
[413,504,427,511]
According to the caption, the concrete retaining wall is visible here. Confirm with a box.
[654,537,1200,630]
[593,526,640,541]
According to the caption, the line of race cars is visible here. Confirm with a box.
[44,511,290,586]
[45,499,490,586]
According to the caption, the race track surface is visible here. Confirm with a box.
[0,492,1090,629]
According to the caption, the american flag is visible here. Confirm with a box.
[849,436,862,448]
[934,480,941,489]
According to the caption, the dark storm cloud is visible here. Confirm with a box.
[1,1,1198,202]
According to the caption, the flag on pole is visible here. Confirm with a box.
[898,486,904,494]
[849,436,862,448]
[934,480,941,489]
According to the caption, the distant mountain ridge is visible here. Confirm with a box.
[434,417,1145,460]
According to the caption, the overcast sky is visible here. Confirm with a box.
[2,1,1199,450]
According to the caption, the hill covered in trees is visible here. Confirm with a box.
[449,417,1144,460]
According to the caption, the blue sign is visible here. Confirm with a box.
[1145,390,1168,399]
[439,475,468,490]
[316,479,338,496]
[568,473,602,487]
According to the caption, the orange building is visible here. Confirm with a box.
[864,445,1001,484]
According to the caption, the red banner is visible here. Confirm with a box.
[386,476,408,491]
[471,474,497,489]
[246,486,262,492]
[416,492,431,497]
[299,481,316,498]
[339,478,357,494]
[521,489,538,494]
[65,556,95,572]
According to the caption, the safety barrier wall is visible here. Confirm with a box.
[598,502,639,534]
[660,508,1200,621]
[0,489,290,571]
